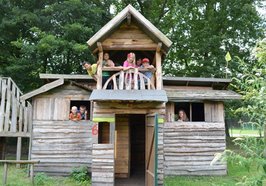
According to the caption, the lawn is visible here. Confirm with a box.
[0,137,264,186]
[229,128,263,137]
[164,162,265,186]
[0,165,90,186]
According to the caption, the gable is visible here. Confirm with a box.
[102,22,157,51]
[87,5,172,53]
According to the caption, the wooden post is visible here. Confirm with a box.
[0,79,7,131]
[155,43,162,90]
[16,137,22,168]
[4,78,11,132]
[96,42,103,90]
[109,122,115,144]
[3,162,8,186]
[30,164,34,185]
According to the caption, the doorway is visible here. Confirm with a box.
[115,114,145,186]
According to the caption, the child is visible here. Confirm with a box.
[136,58,142,67]
[140,58,155,81]
[102,53,115,89]
[69,106,81,121]
[123,52,136,70]
[79,105,88,120]
[82,61,98,81]
[177,109,189,121]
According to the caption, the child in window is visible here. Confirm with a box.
[79,105,88,120]
[177,109,189,121]
[69,106,81,121]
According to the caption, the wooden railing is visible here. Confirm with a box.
[102,68,155,90]
[0,77,32,137]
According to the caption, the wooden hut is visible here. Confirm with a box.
[17,4,241,186]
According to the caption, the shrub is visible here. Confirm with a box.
[34,172,51,186]
[70,166,91,184]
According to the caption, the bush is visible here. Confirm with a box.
[70,166,90,184]
[34,172,51,186]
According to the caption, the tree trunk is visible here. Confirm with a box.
[263,124,266,158]
[225,120,230,138]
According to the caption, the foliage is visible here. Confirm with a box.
[0,0,264,92]
[0,0,115,92]
[35,173,52,186]
[113,0,265,77]
[230,38,266,136]
[70,166,91,184]
[212,137,266,186]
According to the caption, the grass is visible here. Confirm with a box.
[229,128,263,137]
[0,165,91,186]
[164,162,265,186]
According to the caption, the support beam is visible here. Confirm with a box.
[155,43,162,90]
[16,137,22,168]
[3,162,7,186]
[96,42,103,90]
[127,13,131,25]
[109,122,116,144]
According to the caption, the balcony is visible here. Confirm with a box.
[100,68,155,90]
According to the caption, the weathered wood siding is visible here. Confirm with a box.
[115,115,130,178]
[93,102,165,116]
[31,120,92,176]
[102,23,157,51]
[158,124,164,186]
[92,144,114,186]
[32,84,90,121]
[163,122,226,176]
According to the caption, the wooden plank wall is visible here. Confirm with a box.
[158,124,164,186]
[0,77,31,136]
[115,115,130,178]
[102,23,157,51]
[31,120,92,176]
[163,122,226,176]
[93,102,165,116]
[91,144,114,186]
[32,84,90,121]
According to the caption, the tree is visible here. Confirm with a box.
[112,0,264,77]
[0,0,115,92]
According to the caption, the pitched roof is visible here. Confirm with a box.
[20,78,64,101]
[87,4,172,52]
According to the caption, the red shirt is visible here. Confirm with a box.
[69,113,81,121]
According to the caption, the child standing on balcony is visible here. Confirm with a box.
[123,52,136,69]
[140,58,155,81]
[102,53,115,89]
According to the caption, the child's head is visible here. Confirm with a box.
[142,58,150,67]
[104,53,110,60]
[82,61,91,70]
[127,52,136,64]
[71,106,78,114]
[79,105,87,114]
[136,58,142,66]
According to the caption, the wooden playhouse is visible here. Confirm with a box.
[1,4,241,186]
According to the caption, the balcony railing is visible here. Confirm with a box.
[102,68,155,90]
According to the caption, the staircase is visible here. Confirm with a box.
[0,77,32,137]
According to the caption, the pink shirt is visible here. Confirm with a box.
[123,61,136,68]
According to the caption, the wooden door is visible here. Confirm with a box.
[145,114,158,186]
